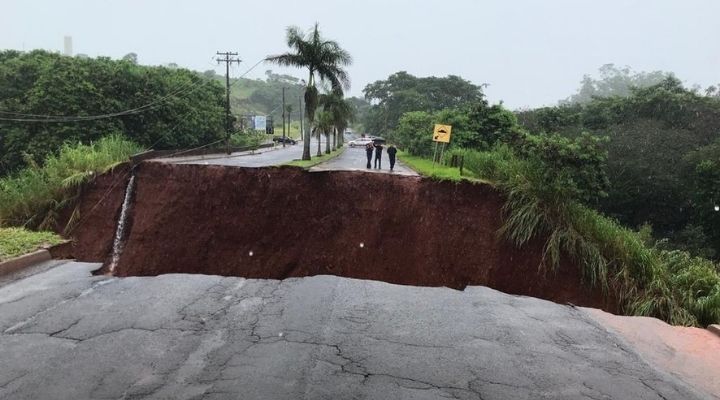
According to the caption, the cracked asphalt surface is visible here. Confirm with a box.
[0,261,710,400]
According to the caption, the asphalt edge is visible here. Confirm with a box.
[0,250,52,277]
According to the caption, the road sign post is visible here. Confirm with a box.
[432,124,452,167]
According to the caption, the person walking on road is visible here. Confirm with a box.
[365,142,374,169]
[374,142,384,169]
[387,144,397,171]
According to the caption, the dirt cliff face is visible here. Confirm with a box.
[69,161,613,310]
[60,164,131,262]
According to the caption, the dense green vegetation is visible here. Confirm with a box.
[362,72,485,134]
[377,67,720,326]
[518,76,720,260]
[0,135,142,232]
[452,146,719,326]
[0,227,63,261]
[0,50,225,175]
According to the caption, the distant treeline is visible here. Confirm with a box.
[518,76,720,260]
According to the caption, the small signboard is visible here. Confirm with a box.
[254,116,267,131]
[433,124,452,143]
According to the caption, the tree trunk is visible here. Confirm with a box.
[302,85,318,161]
[303,119,312,161]
[325,130,331,154]
[317,129,322,156]
[332,127,337,151]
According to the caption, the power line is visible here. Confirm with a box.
[0,73,208,122]
[228,58,266,88]
[0,57,267,123]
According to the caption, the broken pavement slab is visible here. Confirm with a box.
[0,261,712,400]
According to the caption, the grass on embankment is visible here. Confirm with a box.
[0,135,143,232]
[404,146,720,327]
[398,151,483,182]
[285,146,346,168]
[0,227,63,261]
[467,146,720,327]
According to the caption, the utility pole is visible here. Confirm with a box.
[217,51,241,154]
[282,87,286,148]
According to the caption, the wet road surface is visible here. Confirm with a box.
[0,261,710,400]
[311,145,417,176]
[159,140,315,168]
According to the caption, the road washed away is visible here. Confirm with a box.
[0,261,711,400]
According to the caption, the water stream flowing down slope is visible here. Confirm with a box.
[107,173,136,273]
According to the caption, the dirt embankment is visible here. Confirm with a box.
[59,164,131,261]
[68,161,614,311]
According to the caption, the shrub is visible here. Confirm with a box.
[0,135,142,232]
[459,145,720,326]
[229,131,266,149]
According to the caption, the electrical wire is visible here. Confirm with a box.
[0,73,208,122]
[228,58,266,89]
[0,57,267,123]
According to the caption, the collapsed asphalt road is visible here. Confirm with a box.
[0,261,709,400]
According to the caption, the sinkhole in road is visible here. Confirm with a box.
[74,161,612,311]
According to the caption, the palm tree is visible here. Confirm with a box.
[319,91,355,151]
[267,23,352,160]
[315,111,334,156]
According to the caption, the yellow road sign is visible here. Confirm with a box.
[433,124,452,143]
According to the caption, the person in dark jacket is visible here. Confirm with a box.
[387,144,397,171]
[365,142,374,169]
[374,142,384,169]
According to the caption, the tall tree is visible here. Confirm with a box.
[363,72,485,134]
[267,23,352,160]
[562,64,672,105]
[320,91,354,150]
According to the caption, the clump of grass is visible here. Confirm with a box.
[0,227,63,261]
[0,135,142,232]
[461,145,720,326]
[399,151,480,182]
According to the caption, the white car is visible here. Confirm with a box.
[348,138,373,147]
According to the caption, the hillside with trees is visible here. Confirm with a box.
[0,50,225,175]
[203,69,306,125]
[518,75,720,260]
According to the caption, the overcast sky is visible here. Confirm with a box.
[2,0,719,109]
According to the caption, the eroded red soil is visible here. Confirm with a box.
[67,161,615,311]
